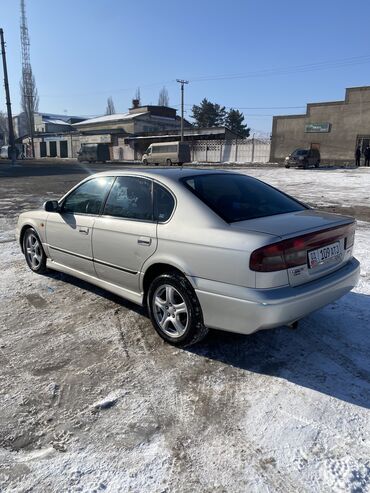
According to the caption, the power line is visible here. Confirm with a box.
[37,54,370,99]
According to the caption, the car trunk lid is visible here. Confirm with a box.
[231,210,355,287]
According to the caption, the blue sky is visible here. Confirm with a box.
[1,0,370,133]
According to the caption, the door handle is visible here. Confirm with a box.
[138,237,152,246]
[79,227,89,235]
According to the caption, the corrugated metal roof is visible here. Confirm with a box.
[73,112,149,126]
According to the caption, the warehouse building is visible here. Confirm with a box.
[270,85,370,165]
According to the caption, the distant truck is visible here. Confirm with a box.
[77,143,110,163]
[142,141,190,166]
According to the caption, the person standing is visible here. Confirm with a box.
[365,146,370,166]
[355,146,361,167]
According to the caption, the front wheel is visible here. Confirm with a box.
[166,159,172,166]
[23,228,47,274]
[147,272,208,347]
[143,159,148,165]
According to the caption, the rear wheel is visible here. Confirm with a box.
[143,159,148,165]
[23,228,47,274]
[147,272,208,347]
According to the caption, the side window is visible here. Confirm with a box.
[62,177,113,215]
[103,176,153,221]
[154,183,175,222]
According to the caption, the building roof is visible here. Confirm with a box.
[73,112,149,127]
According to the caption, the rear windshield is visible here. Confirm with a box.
[181,173,306,223]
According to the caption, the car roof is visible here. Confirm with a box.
[90,167,240,184]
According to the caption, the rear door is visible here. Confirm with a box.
[92,176,157,293]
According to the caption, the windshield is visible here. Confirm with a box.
[294,149,308,156]
[181,173,306,223]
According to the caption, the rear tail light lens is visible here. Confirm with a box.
[250,222,355,272]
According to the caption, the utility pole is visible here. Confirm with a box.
[0,28,16,165]
[176,79,188,142]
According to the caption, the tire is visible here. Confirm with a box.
[147,272,208,347]
[285,164,290,169]
[23,228,47,274]
[143,159,148,166]
[314,161,320,168]
[166,159,172,166]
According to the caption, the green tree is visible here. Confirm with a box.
[225,108,250,138]
[191,98,227,127]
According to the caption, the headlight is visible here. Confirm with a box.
[285,156,289,160]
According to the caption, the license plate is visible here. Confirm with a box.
[308,241,341,268]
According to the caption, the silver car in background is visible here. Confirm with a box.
[16,169,360,347]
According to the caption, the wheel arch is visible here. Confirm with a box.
[141,262,190,304]
[19,222,46,254]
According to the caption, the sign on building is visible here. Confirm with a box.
[80,135,111,144]
[305,122,331,133]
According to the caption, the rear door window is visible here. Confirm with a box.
[103,176,153,221]
[154,183,175,221]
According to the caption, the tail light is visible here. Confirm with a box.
[250,222,355,272]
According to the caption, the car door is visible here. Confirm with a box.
[92,176,157,293]
[45,176,114,276]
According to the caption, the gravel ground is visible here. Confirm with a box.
[0,163,369,492]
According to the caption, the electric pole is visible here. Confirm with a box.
[0,28,16,164]
[176,79,188,142]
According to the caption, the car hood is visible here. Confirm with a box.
[229,210,354,239]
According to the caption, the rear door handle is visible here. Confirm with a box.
[79,227,89,235]
[138,236,152,246]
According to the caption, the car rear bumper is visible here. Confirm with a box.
[191,257,360,335]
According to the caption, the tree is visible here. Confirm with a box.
[225,108,250,138]
[191,98,226,127]
[158,86,169,106]
[105,96,116,115]
[0,111,9,143]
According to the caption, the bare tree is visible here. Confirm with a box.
[158,86,169,106]
[0,111,9,143]
[105,96,116,115]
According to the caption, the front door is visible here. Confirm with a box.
[45,176,114,276]
[92,176,157,293]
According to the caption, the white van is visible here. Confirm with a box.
[142,141,190,166]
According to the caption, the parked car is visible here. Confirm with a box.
[142,141,190,166]
[77,143,110,163]
[16,169,359,347]
[285,148,321,168]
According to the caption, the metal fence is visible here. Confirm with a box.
[190,139,271,163]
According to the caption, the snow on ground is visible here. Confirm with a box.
[0,166,369,492]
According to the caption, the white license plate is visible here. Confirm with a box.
[308,241,341,268]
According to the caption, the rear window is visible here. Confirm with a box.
[295,149,308,156]
[181,173,306,223]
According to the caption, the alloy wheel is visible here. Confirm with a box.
[152,284,189,338]
[25,233,42,270]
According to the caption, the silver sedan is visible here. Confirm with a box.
[16,169,360,346]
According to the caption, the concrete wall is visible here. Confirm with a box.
[270,86,370,164]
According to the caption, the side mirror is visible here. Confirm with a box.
[44,200,60,212]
